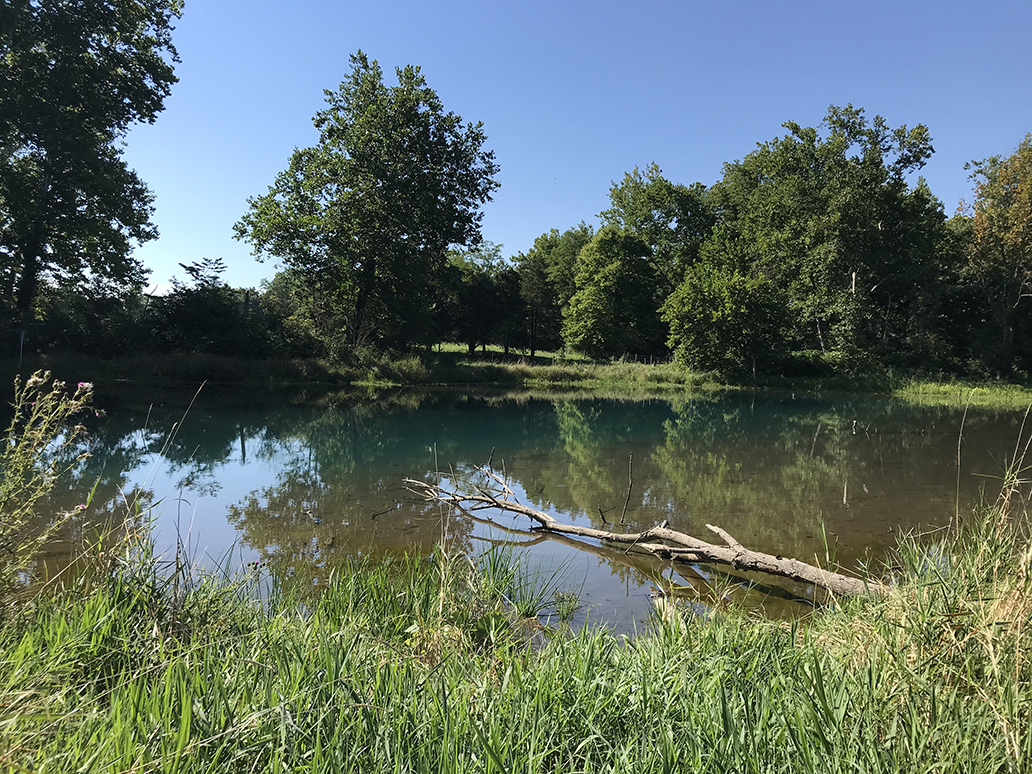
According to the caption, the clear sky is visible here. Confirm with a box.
[121,0,1032,292]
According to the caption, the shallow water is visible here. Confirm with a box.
[35,386,1029,631]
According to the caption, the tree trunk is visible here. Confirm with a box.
[16,244,40,324]
[16,171,52,324]
[352,260,377,349]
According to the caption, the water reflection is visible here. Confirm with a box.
[35,386,1027,629]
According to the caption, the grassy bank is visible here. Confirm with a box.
[7,349,1032,408]
[2,497,1029,772]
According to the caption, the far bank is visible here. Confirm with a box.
[6,347,1032,409]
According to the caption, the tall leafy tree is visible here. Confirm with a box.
[663,260,788,375]
[964,135,1032,372]
[599,163,714,293]
[562,225,665,359]
[514,223,593,355]
[0,0,182,324]
[708,105,945,360]
[235,52,500,352]
[440,241,507,354]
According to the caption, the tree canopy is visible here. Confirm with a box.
[235,51,500,351]
[599,163,714,292]
[707,105,945,360]
[562,225,665,358]
[514,223,594,356]
[663,260,787,374]
[964,135,1032,372]
[0,0,183,325]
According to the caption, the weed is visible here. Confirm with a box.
[0,372,93,598]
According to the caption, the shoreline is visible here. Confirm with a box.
[5,349,1032,408]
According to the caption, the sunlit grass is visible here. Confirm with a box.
[2,492,1031,772]
[895,378,1032,408]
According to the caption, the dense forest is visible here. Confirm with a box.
[2,2,1031,379]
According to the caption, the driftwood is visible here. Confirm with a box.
[405,467,887,599]
[457,496,819,610]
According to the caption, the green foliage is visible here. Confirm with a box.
[32,278,151,357]
[563,226,666,359]
[255,269,329,358]
[535,223,595,312]
[663,261,788,374]
[515,223,594,356]
[600,163,714,292]
[145,259,268,357]
[964,134,1032,373]
[0,372,92,596]
[439,242,518,354]
[707,104,947,361]
[235,51,500,354]
[0,0,182,322]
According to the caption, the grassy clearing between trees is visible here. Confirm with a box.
[1,500,1030,771]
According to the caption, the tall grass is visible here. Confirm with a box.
[0,373,93,600]
[2,490,1030,772]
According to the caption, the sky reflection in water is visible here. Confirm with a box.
[39,387,1029,631]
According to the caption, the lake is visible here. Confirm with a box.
[37,386,1029,631]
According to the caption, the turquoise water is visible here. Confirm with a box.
[39,386,1028,629]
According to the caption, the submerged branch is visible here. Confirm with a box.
[405,469,888,599]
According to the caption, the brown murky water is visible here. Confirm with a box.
[34,386,1029,631]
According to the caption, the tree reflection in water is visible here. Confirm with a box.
[31,385,1028,623]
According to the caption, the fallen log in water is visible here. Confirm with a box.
[405,467,888,599]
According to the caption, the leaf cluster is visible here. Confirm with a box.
[0,0,182,318]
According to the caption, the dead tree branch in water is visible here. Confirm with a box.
[405,467,887,599]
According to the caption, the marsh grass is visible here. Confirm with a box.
[896,378,1032,408]
[477,542,579,622]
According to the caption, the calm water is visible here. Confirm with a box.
[37,386,1029,630]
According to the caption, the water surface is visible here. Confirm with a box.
[39,387,1028,630]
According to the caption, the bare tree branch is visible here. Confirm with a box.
[405,475,888,599]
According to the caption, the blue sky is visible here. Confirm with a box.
[122,0,1032,292]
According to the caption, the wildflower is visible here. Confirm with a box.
[77,382,93,392]
[26,374,45,389]
[76,504,87,511]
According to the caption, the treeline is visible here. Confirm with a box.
[2,10,1029,379]
[21,110,1032,380]
[455,114,1031,379]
